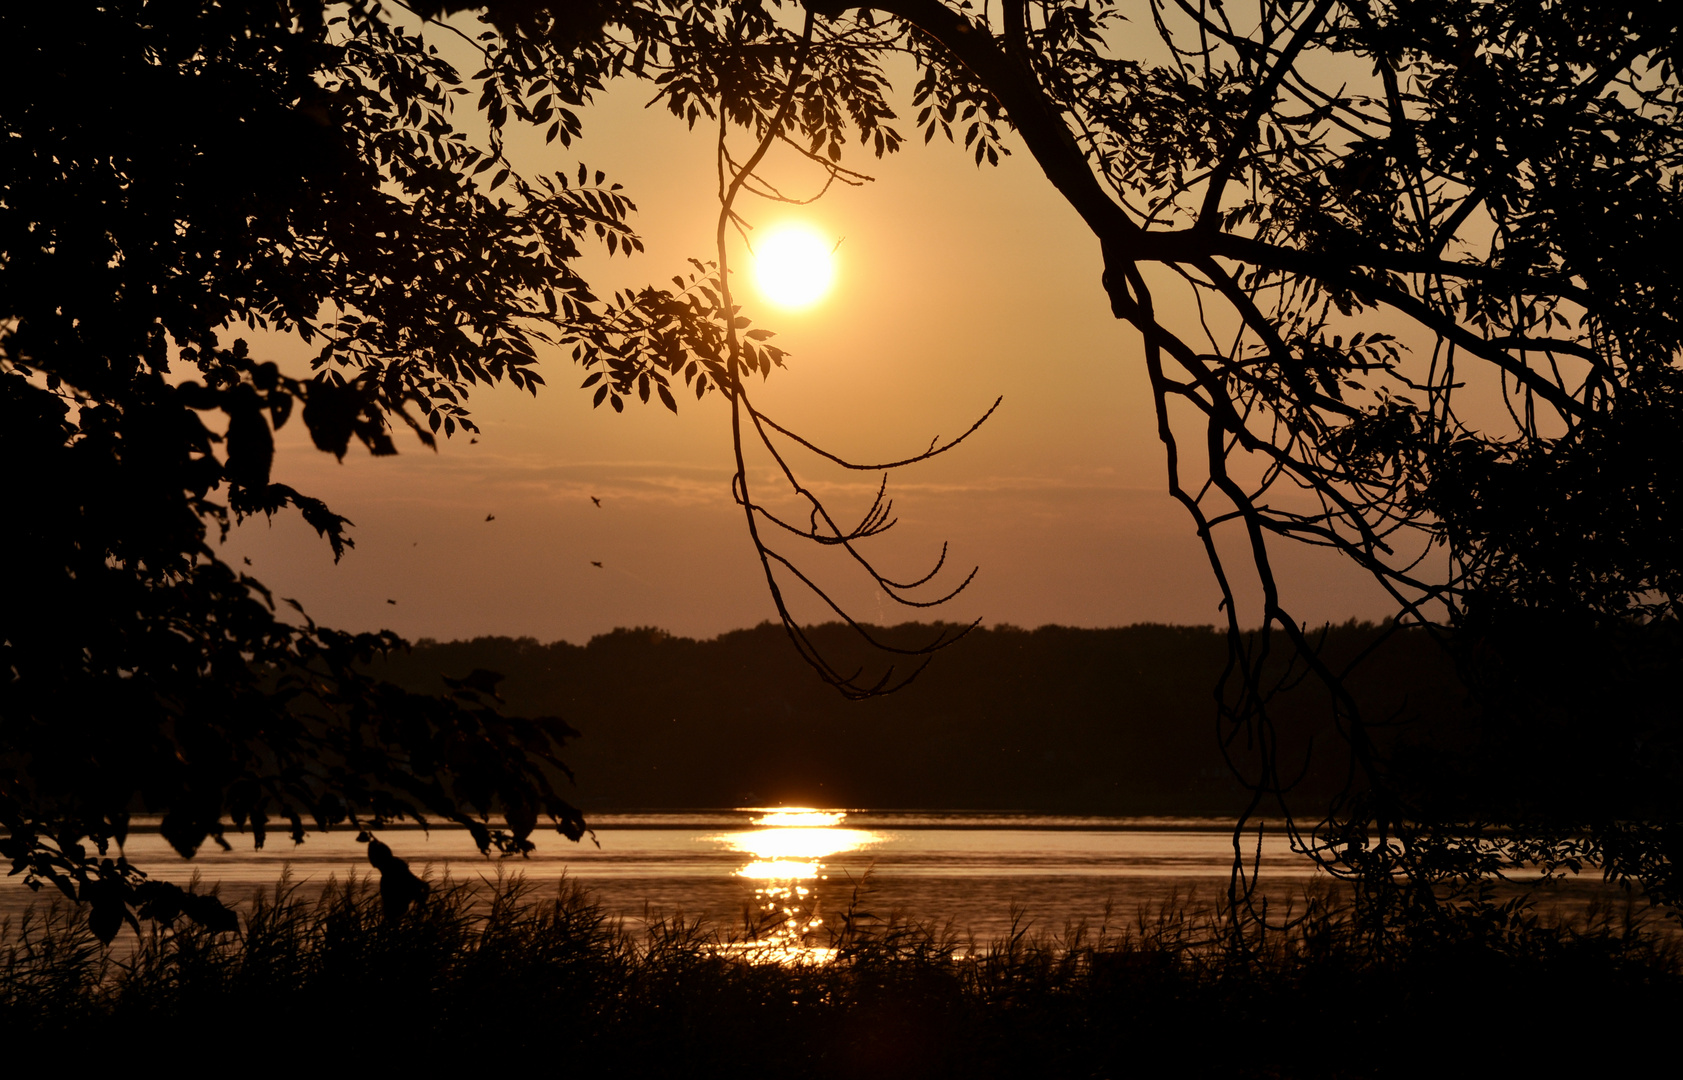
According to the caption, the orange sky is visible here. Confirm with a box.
[219,62,1396,645]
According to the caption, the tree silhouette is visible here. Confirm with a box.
[777,0,1680,920]
[6,0,1681,934]
[385,1,1682,919]
[0,0,978,936]
[2,0,622,937]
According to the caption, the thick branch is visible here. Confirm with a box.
[806,0,1141,256]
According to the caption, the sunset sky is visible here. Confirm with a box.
[220,56,1395,645]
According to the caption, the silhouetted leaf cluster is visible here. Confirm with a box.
[0,0,676,937]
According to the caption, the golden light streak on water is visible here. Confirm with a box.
[722,827,879,862]
[747,808,847,828]
[713,809,877,963]
[738,860,822,880]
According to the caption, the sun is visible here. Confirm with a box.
[752,223,835,309]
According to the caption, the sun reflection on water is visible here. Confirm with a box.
[737,860,822,880]
[724,827,879,863]
[713,808,879,962]
[749,809,846,828]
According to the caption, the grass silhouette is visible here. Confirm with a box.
[2,872,1676,1076]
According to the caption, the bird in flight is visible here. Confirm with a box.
[386,599,397,605]
[590,561,603,568]
[590,496,602,508]
[485,513,495,522]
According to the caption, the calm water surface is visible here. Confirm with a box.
[3,810,1636,948]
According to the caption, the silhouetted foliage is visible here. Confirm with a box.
[7,0,1681,938]
[665,0,1683,916]
[1,875,1677,1077]
[0,1,632,937]
[378,1,1683,918]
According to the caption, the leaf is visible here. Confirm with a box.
[89,897,124,945]
[302,379,361,460]
[224,389,274,491]
[159,811,209,859]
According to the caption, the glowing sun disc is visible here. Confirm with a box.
[753,225,834,308]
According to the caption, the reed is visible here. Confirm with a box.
[2,874,1676,1077]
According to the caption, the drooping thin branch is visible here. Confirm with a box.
[752,394,1003,470]
[707,6,990,697]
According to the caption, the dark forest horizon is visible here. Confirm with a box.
[370,621,1472,817]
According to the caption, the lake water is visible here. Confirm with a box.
[1,810,1644,950]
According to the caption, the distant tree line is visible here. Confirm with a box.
[369,621,1470,815]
